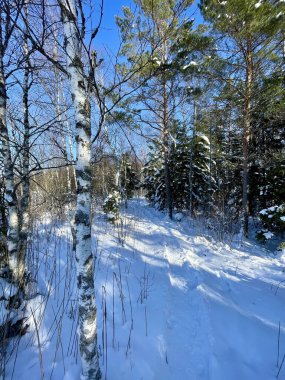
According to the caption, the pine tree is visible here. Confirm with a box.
[116,0,195,219]
[249,68,285,214]
[200,0,283,236]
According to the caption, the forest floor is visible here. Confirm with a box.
[4,198,285,380]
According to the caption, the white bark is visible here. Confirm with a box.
[18,11,30,283]
[54,31,74,203]
[60,0,100,378]
[0,49,19,277]
[61,83,77,190]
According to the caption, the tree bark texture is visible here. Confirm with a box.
[60,1,100,379]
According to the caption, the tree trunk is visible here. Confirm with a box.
[18,11,30,284]
[60,1,100,379]
[189,101,197,217]
[242,40,253,238]
[0,49,19,278]
[61,83,77,191]
[162,43,172,219]
[54,32,74,204]
[163,139,172,218]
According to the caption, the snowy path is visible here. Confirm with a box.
[132,204,211,379]
[5,199,285,380]
[95,199,285,380]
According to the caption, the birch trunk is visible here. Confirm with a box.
[60,1,100,378]
[0,48,19,278]
[53,33,73,203]
[56,74,73,201]
[18,12,30,284]
[61,77,77,190]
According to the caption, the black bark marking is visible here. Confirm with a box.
[75,210,90,226]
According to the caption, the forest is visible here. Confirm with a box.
[0,0,285,379]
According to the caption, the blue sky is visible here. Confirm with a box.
[95,0,133,52]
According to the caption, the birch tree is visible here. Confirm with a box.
[17,1,31,284]
[0,0,24,281]
[58,0,101,378]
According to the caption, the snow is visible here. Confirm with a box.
[5,199,285,379]
[174,212,183,221]
[196,132,210,145]
[183,61,198,70]
[153,57,161,66]
[280,216,285,222]
[263,231,274,239]
[260,206,280,216]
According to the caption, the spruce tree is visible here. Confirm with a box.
[119,152,140,205]
[143,143,166,210]
[170,122,191,211]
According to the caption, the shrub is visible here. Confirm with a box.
[256,204,285,243]
[102,190,121,223]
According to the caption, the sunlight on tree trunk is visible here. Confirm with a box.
[59,0,100,378]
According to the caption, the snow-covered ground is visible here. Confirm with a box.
[4,199,285,379]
